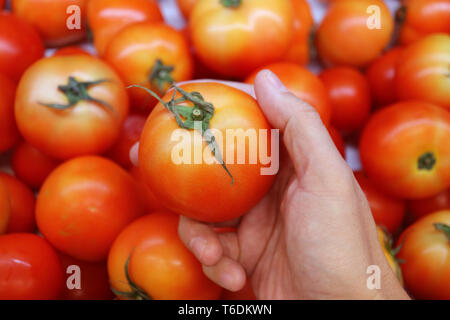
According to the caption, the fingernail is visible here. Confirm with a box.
[190,237,206,260]
[264,70,288,92]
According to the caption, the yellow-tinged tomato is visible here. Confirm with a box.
[377,227,403,285]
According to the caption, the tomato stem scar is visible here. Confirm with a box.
[220,0,241,9]
[417,152,436,170]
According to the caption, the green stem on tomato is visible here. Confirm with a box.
[220,0,241,9]
[434,223,450,242]
[149,59,175,94]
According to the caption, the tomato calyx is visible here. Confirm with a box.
[40,76,114,113]
[111,256,152,300]
[220,0,241,9]
[417,152,436,171]
[434,223,450,242]
[149,59,175,94]
[128,84,234,184]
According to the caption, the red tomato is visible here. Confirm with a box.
[11,0,88,47]
[360,101,450,199]
[190,0,294,77]
[11,141,60,190]
[354,171,406,234]
[0,74,19,153]
[53,46,92,57]
[396,34,450,110]
[0,182,10,235]
[87,0,163,56]
[397,210,450,299]
[104,23,193,113]
[36,156,145,262]
[15,55,129,160]
[284,0,314,66]
[129,165,165,213]
[108,212,222,300]
[58,253,114,300]
[407,189,450,224]
[397,0,450,45]
[327,126,346,159]
[319,67,371,134]
[365,47,403,107]
[139,82,276,222]
[0,233,63,300]
[0,0,4,8]
[245,62,331,126]
[316,0,394,67]
[177,0,198,18]
[0,172,36,233]
[0,12,44,82]
[221,279,256,300]
[107,114,147,169]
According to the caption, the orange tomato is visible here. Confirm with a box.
[53,46,92,57]
[189,0,294,77]
[396,34,450,110]
[407,189,450,224]
[316,0,394,67]
[0,74,19,153]
[108,212,222,300]
[129,165,165,213]
[87,0,163,56]
[177,0,198,18]
[104,23,193,113]
[0,182,10,235]
[246,62,331,126]
[11,0,88,47]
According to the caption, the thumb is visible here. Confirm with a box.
[254,70,347,179]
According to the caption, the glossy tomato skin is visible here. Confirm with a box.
[316,0,394,67]
[398,0,450,45]
[397,210,450,299]
[104,23,193,113]
[11,141,60,190]
[360,101,450,199]
[355,171,406,234]
[396,34,450,110]
[0,233,63,300]
[129,166,166,213]
[139,82,275,223]
[366,47,403,107]
[58,253,114,300]
[15,55,129,160]
[87,0,162,56]
[407,189,450,224]
[36,156,145,262]
[0,173,36,233]
[107,114,146,169]
[0,74,19,153]
[108,212,222,300]
[190,0,293,78]
[11,0,88,47]
[0,12,44,82]
[319,67,371,134]
[245,63,331,126]
[0,182,10,235]
[284,0,314,66]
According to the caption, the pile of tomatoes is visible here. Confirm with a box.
[0,0,449,300]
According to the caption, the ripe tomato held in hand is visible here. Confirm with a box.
[316,0,394,67]
[58,253,114,300]
[129,166,166,213]
[11,0,88,47]
[190,0,294,78]
[87,0,163,56]
[108,212,222,300]
[397,0,450,45]
[397,210,450,299]
[319,67,371,134]
[0,182,10,235]
[104,23,193,113]
[327,126,346,159]
[0,233,63,300]
[11,141,60,190]
[0,74,19,153]
[407,189,450,224]
[396,34,450,110]
[0,12,44,82]
[365,47,403,107]
[0,172,36,233]
[139,82,276,222]
[15,55,129,160]
[36,156,145,262]
[246,63,331,126]
[355,171,406,234]
[360,101,450,199]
